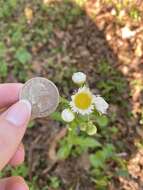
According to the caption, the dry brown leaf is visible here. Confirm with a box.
[24,7,33,23]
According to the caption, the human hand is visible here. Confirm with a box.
[0,84,31,190]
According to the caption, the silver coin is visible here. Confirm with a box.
[20,77,60,119]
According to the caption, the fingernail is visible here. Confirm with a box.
[6,100,31,126]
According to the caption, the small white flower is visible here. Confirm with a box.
[121,26,136,39]
[94,96,109,114]
[61,109,75,122]
[72,72,86,84]
[70,86,94,115]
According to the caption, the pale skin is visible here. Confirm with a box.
[0,84,31,190]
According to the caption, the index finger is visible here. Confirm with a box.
[0,83,23,109]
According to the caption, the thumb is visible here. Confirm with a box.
[0,100,31,171]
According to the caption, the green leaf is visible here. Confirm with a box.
[102,144,115,159]
[0,61,8,77]
[90,144,115,168]
[28,121,35,128]
[60,96,69,107]
[116,169,129,177]
[109,126,118,134]
[11,164,28,177]
[96,115,109,128]
[50,112,63,122]
[9,0,17,7]
[57,144,72,159]
[15,48,31,64]
[90,152,105,168]
[73,137,101,148]
[93,177,108,188]
[49,176,60,189]
[0,42,6,57]
[0,0,18,18]
[12,30,22,44]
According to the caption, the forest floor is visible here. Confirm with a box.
[1,0,143,189]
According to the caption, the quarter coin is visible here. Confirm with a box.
[20,77,59,119]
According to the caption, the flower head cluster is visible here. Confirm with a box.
[70,86,94,115]
[61,72,109,135]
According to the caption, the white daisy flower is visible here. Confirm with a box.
[70,86,95,115]
[61,109,75,122]
[94,96,109,114]
[72,72,86,84]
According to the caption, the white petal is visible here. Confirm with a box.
[94,96,109,114]
[72,72,86,84]
[61,109,75,122]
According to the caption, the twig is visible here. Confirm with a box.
[48,127,68,162]
[42,128,68,175]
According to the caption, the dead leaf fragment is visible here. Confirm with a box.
[43,0,59,4]
[24,7,33,23]
[121,26,136,39]
[135,39,142,57]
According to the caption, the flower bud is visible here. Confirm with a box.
[61,109,75,122]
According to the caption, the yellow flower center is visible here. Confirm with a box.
[74,92,92,110]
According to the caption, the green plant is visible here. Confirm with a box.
[50,72,129,189]
[11,164,28,177]
[129,7,141,21]
[15,48,32,65]
[12,47,32,81]
[0,164,37,189]
[49,176,61,189]
[0,164,28,178]
[0,0,18,18]
[96,59,127,104]
[0,42,8,79]
[58,84,108,158]
[0,42,6,57]
[0,60,8,78]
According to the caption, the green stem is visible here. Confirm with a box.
[67,121,78,146]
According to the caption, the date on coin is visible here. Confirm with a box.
[20,77,59,119]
